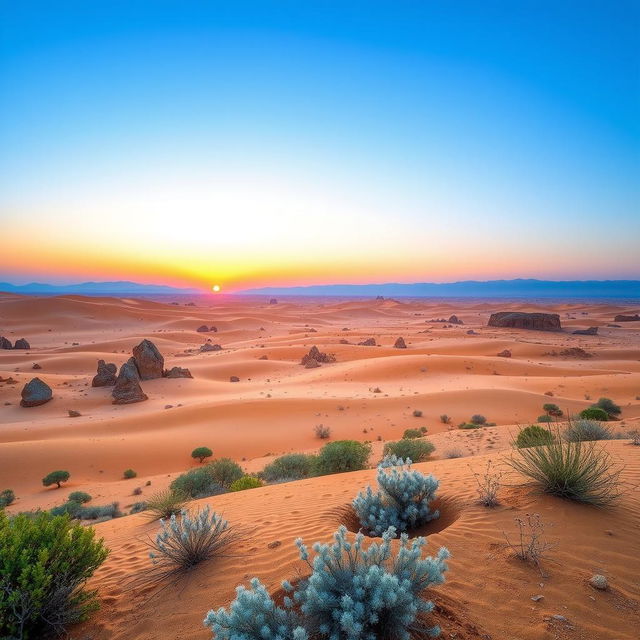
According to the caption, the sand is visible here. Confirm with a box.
[1,293,639,639]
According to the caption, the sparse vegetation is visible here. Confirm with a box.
[314,424,331,439]
[592,397,621,419]
[542,403,563,417]
[516,425,555,448]
[191,446,213,463]
[440,414,451,424]
[472,460,502,506]
[0,510,108,639]
[564,419,614,442]
[206,458,244,489]
[537,414,553,423]
[146,489,188,520]
[123,468,137,479]
[383,438,435,462]
[42,470,70,488]
[260,453,318,482]
[579,406,609,421]
[229,476,263,492]
[314,440,371,475]
[412,409,423,417]
[130,501,148,514]
[0,489,15,508]
[503,513,555,576]
[470,414,486,425]
[402,428,422,439]
[68,491,92,504]
[443,449,464,459]
[170,467,225,499]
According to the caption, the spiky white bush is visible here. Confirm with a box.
[353,457,439,536]
[204,526,449,640]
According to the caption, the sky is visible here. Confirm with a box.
[1,1,638,292]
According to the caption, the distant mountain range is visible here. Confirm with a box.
[241,279,640,298]
[0,280,200,295]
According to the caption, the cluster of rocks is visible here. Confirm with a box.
[358,337,376,346]
[301,346,336,368]
[614,313,639,322]
[572,327,598,335]
[269,298,278,305]
[200,343,222,352]
[1,337,30,349]
[394,337,407,349]
[497,349,512,357]
[197,325,218,333]
[488,312,561,331]
[428,315,463,324]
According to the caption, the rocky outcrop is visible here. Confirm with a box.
[197,325,210,333]
[230,375,240,382]
[20,377,52,407]
[572,327,598,335]
[394,337,407,349]
[164,366,193,378]
[132,339,164,380]
[112,358,148,404]
[304,357,320,368]
[497,349,512,357]
[200,343,222,352]
[32,363,42,369]
[269,298,278,305]
[0,337,11,349]
[358,338,376,346]
[92,360,117,387]
[448,315,463,325]
[301,346,335,366]
[13,338,30,349]
[614,314,640,322]
[488,312,561,331]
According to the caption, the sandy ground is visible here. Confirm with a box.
[1,293,639,639]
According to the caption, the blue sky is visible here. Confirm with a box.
[1,1,638,288]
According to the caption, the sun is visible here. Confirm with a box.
[212,284,221,292]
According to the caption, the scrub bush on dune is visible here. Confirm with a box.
[204,525,450,640]
[260,453,318,483]
[563,419,614,442]
[314,440,372,475]
[383,438,435,462]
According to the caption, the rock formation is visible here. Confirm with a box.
[497,349,512,357]
[13,338,30,349]
[20,377,53,407]
[614,314,640,322]
[358,338,376,346]
[394,337,407,349]
[112,358,148,404]
[200,343,222,352]
[448,315,463,324]
[488,312,561,331]
[269,298,278,304]
[164,366,193,378]
[230,375,240,382]
[132,339,164,379]
[572,327,598,335]
[0,337,11,349]
[92,360,117,387]
[304,357,320,368]
[197,325,210,332]
[301,345,335,366]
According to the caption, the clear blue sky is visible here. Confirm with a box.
[1,1,638,289]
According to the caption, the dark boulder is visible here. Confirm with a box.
[68,410,81,418]
[164,366,193,378]
[488,312,561,331]
[304,357,320,369]
[448,315,463,325]
[210,326,218,332]
[32,363,42,370]
[358,338,376,346]
[92,359,117,387]
[132,339,164,379]
[200,343,222,352]
[20,377,53,407]
[394,337,407,349]
[497,349,512,358]
[0,337,12,349]
[614,314,640,322]
[196,325,210,333]
[269,298,278,305]
[572,327,598,336]
[14,338,30,349]
[230,375,240,382]
[301,345,335,366]
[112,358,148,404]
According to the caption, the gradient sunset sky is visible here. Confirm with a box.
[1,1,638,292]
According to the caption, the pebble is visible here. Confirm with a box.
[531,595,544,602]
[590,574,608,590]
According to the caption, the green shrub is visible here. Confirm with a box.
[537,415,553,423]
[459,422,482,430]
[0,510,108,639]
[50,501,82,518]
[508,428,622,505]
[470,414,486,425]
[383,438,435,462]
[50,501,121,521]
[170,467,225,499]
[402,428,423,439]
[0,489,15,508]
[42,470,70,488]
[260,453,317,483]
[123,468,137,479]
[564,419,614,442]
[412,409,423,417]
[229,476,263,492]
[440,414,450,424]
[593,397,621,418]
[191,446,213,463]
[206,458,244,489]
[542,403,563,417]
[68,491,92,504]
[314,424,331,439]
[130,501,148,514]
[314,440,371,475]
[146,490,188,520]
[579,407,609,421]
[516,425,555,448]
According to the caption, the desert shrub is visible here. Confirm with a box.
[402,428,423,439]
[470,414,486,425]
[123,468,137,479]
[593,397,621,418]
[149,506,232,578]
[439,414,451,424]
[133,486,143,495]
[542,403,563,417]
[458,422,482,430]
[629,429,640,446]
[42,470,70,488]
[77,502,121,521]
[564,419,613,442]
[579,407,609,421]
[146,489,188,520]
[130,501,148,514]
[50,501,82,518]
[68,491,92,504]
[191,446,213,463]
[206,458,244,489]
[507,429,622,505]
[537,414,553,423]
[314,424,331,439]
[0,510,108,639]
[0,489,15,508]
[472,460,502,507]
[314,440,371,475]
[412,409,423,417]
[170,467,225,499]
[443,449,464,459]
[204,525,450,640]
[353,457,439,536]
[383,438,435,462]
[516,425,555,448]
[229,476,262,492]
[260,454,318,483]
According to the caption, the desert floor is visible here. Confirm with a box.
[1,294,639,640]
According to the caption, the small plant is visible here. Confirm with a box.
[628,429,640,446]
[146,489,188,520]
[516,425,555,448]
[563,419,613,442]
[0,489,15,508]
[314,440,371,475]
[579,407,609,421]
[503,513,555,576]
[508,427,622,505]
[412,409,423,417]
[76,502,121,521]
[42,470,70,488]
[170,467,225,499]
[443,449,464,459]
[542,403,563,417]
[260,453,318,482]
[470,414,486,425]
[353,456,439,536]
[383,438,435,462]
[191,446,213,463]
[133,486,143,495]
[229,476,262,492]
[440,414,451,424]
[592,397,621,418]
[123,469,137,479]
[206,458,244,489]
[68,491,92,504]
[130,501,148,514]
[402,428,423,439]
[471,459,502,506]
[149,506,232,579]
[0,510,108,639]
[459,422,482,430]
[537,414,553,423]
[314,424,331,439]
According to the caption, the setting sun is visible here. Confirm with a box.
[212,284,220,292]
